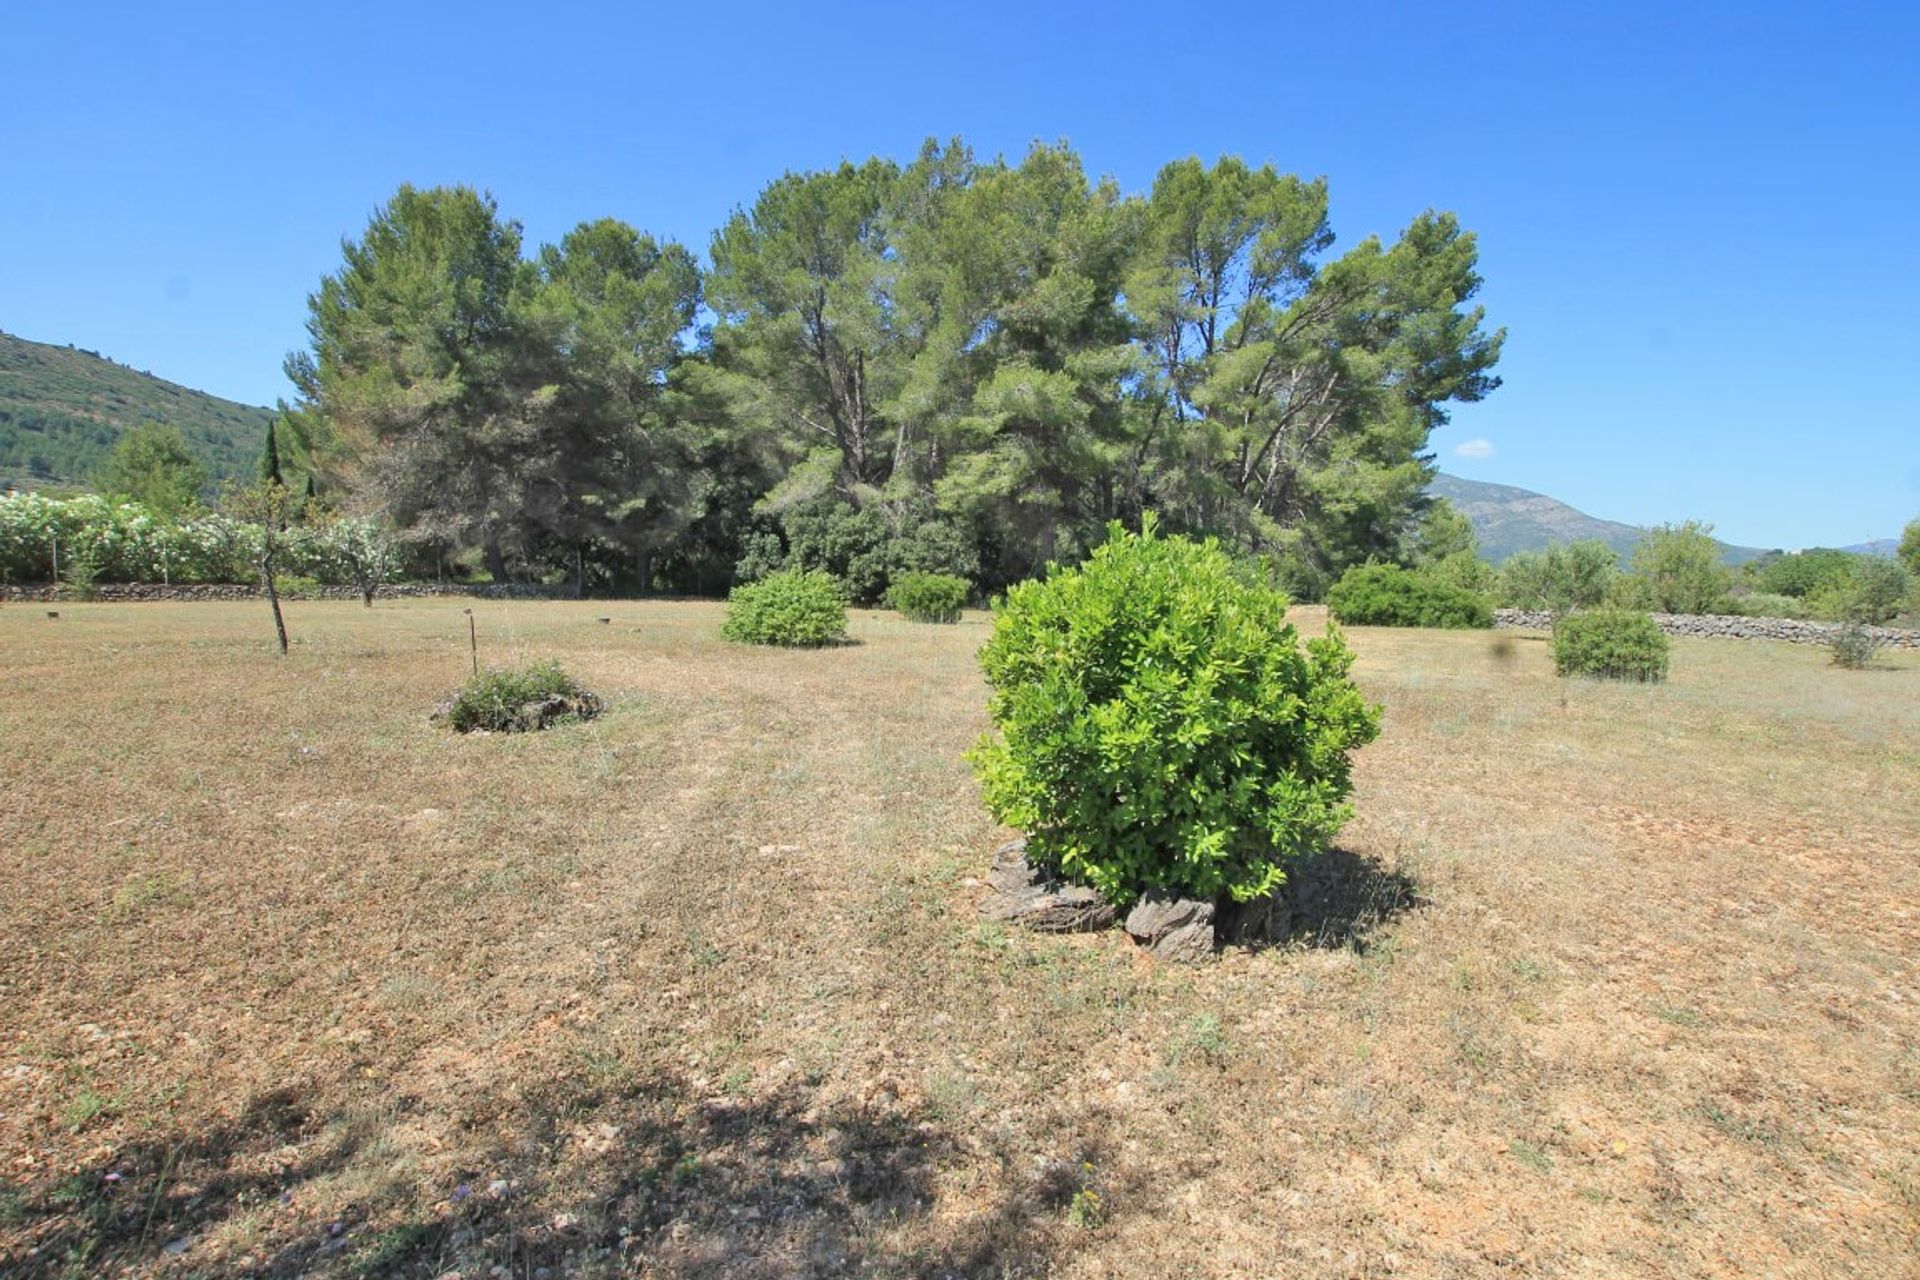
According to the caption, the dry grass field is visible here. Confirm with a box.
[2,598,1917,1279]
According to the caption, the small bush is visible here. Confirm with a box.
[1552,610,1670,682]
[439,661,601,733]
[1726,592,1809,620]
[888,571,969,623]
[1829,623,1882,670]
[1326,563,1492,629]
[970,517,1382,909]
[274,574,324,599]
[721,568,849,647]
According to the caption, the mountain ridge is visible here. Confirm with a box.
[1429,472,1776,565]
[0,330,271,488]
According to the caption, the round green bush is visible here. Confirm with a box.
[1325,563,1493,629]
[970,518,1382,908]
[440,660,600,733]
[1552,609,1670,682]
[887,571,970,623]
[721,568,849,647]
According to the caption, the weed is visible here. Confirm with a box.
[1508,1139,1553,1174]
[1164,1013,1231,1068]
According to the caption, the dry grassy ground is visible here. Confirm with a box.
[1,598,1917,1279]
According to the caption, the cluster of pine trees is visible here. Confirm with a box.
[281,139,1504,600]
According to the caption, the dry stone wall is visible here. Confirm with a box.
[1494,608,1920,650]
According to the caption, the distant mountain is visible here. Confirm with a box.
[1429,473,1772,565]
[0,331,272,489]
[1839,539,1899,558]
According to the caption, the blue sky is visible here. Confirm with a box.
[4,1,1915,549]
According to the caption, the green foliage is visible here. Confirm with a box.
[1752,547,1859,599]
[1809,556,1910,624]
[1498,540,1618,613]
[94,423,207,515]
[1325,562,1493,628]
[1900,519,1920,578]
[721,568,849,647]
[1410,500,1496,595]
[0,331,270,487]
[260,420,284,486]
[0,492,410,589]
[1829,623,1882,670]
[887,571,969,623]
[441,661,594,733]
[970,519,1382,908]
[1552,610,1670,682]
[1726,592,1810,620]
[1629,521,1731,614]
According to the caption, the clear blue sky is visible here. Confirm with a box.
[4,1,1916,549]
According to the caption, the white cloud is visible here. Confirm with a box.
[1453,438,1496,460]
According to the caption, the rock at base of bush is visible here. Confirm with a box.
[511,691,604,732]
[1124,889,1216,963]
[978,840,1117,933]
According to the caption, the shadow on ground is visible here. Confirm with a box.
[1287,845,1424,952]
[2,1067,1125,1279]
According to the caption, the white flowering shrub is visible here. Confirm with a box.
[0,493,398,587]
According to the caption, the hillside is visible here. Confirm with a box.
[0,331,272,488]
[1430,472,1772,565]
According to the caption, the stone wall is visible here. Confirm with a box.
[1493,608,1920,650]
[2,582,571,604]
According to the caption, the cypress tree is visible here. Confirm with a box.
[261,420,284,486]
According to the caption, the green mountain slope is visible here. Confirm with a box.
[0,330,272,488]
[1429,473,1771,566]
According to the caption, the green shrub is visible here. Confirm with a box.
[1829,623,1882,670]
[970,518,1382,909]
[1726,592,1810,620]
[1325,563,1492,629]
[721,568,849,647]
[1629,521,1731,614]
[440,661,601,733]
[1498,540,1618,613]
[274,574,324,599]
[888,571,970,623]
[1552,610,1670,682]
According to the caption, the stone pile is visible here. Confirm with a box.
[978,839,1293,963]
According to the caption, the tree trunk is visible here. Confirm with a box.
[573,544,585,600]
[483,531,509,584]
[636,547,654,598]
[262,560,289,655]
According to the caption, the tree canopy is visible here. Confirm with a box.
[286,143,1506,596]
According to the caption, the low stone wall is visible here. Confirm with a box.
[2,582,572,604]
[1493,608,1920,650]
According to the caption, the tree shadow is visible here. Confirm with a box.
[2,1068,1126,1278]
[1285,845,1424,953]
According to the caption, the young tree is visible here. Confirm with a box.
[1629,521,1731,614]
[1899,518,1920,578]
[94,423,207,515]
[222,480,301,653]
[1499,540,1619,613]
[314,515,400,607]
